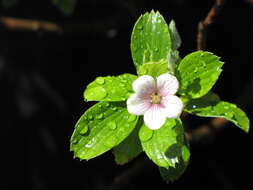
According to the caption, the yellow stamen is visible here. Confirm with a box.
[150,92,162,104]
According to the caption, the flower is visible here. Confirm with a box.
[127,73,183,130]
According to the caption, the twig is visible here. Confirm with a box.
[197,0,226,50]
[0,17,63,33]
[0,16,123,35]
[187,0,229,143]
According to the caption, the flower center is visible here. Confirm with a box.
[150,92,162,104]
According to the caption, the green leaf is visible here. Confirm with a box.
[70,102,139,160]
[159,142,190,182]
[84,74,137,102]
[113,119,143,165]
[137,61,169,78]
[169,20,181,50]
[177,51,224,99]
[185,93,250,132]
[139,119,185,168]
[51,0,76,16]
[1,0,18,8]
[168,50,181,74]
[131,10,172,69]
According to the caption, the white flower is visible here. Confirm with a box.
[127,73,183,130]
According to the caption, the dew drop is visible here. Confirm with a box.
[104,102,110,107]
[127,115,137,122]
[139,126,153,142]
[112,107,117,111]
[85,86,107,100]
[120,83,126,87]
[104,135,118,147]
[132,46,138,52]
[154,47,159,52]
[231,104,236,108]
[71,139,78,144]
[137,25,143,30]
[95,77,105,85]
[85,138,96,148]
[96,113,104,119]
[79,126,89,135]
[88,115,93,120]
[225,112,234,118]
[126,92,132,97]
[170,157,179,165]
[192,105,197,109]
[157,157,168,167]
[107,121,117,130]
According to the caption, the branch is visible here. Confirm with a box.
[197,0,226,50]
[0,17,63,33]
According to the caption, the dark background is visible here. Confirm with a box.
[0,0,252,189]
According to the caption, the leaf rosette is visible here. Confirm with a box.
[70,10,250,182]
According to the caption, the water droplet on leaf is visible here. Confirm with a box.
[96,113,104,119]
[192,105,197,109]
[96,77,105,85]
[104,135,118,147]
[71,139,78,144]
[85,138,96,148]
[127,115,137,122]
[107,121,117,130]
[85,86,107,100]
[112,107,117,111]
[157,157,168,167]
[139,126,153,142]
[120,83,125,87]
[132,46,137,52]
[80,126,89,135]
[225,112,234,118]
[137,25,143,30]
[88,115,93,120]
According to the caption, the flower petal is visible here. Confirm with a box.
[161,95,183,118]
[127,94,151,115]
[157,73,179,96]
[132,75,155,96]
[144,105,167,130]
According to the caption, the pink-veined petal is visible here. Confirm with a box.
[127,94,151,115]
[144,104,167,130]
[132,75,156,96]
[161,95,183,118]
[157,73,179,96]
